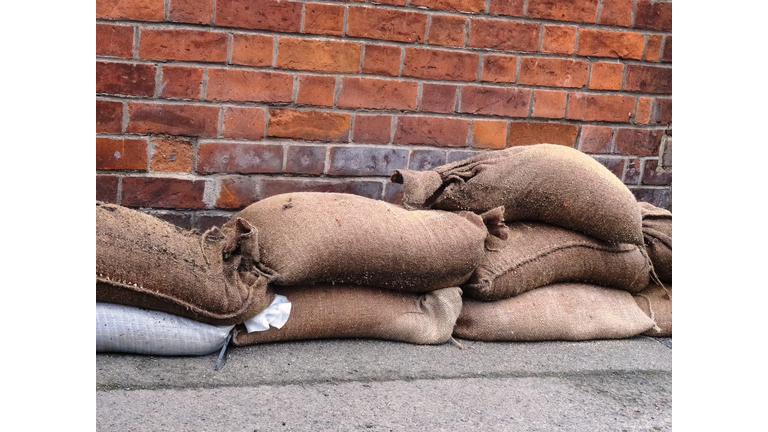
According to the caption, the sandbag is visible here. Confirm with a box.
[96,302,234,356]
[222,192,502,292]
[232,285,463,346]
[96,201,274,326]
[392,144,643,245]
[463,222,650,301]
[633,283,672,337]
[638,202,672,283]
[453,283,655,341]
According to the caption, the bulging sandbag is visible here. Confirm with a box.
[453,283,655,342]
[96,202,274,326]
[222,192,500,292]
[392,144,644,245]
[633,283,672,337]
[638,202,672,283]
[463,222,650,301]
[232,285,463,346]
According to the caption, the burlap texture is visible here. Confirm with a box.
[638,202,672,283]
[633,283,672,337]
[463,222,650,301]
[453,283,655,341]
[232,285,463,345]
[222,192,493,292]
[392,144,644,245]
[96,202,274,326]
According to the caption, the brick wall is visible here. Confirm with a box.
[96,0,672,230]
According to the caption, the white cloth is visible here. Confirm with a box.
[243,295,292,333]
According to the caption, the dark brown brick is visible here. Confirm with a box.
[591,156,625,180]
[507,122,578,147]
[96,175,119,203]
[623,158,641,184]
[96,100,123,133]
[169,0,214,24]
[222,107,266,140]
[338,77,418,111]
[577,125,614,153]
[394,116,470,147]
[402,48,479,81]
[127,103,220,137]
[661,36,672,62]
[362,44,401,77]
[216,177,263,209]
[420,83,458,113]
[285,145,327,175]
[460,86,531,118]
[468,19,540,52]
[615,128,664,156]
[197,142,283,173]
[383,182,404,205]
[96,62,156,97]
[215,0,302,32]
[96,24,134,59]
[409,149,447,171]
[625,64,672,94]
[149,212,193,230]
[526,0,599,23]
[642,159,671,186]
[652,98,672,125]
[160,66,204,100]
[353,114,393,144]
[97,138,148,171]
[138,29,228,62]
[634,0,672,32]
[196,215,235,233]
[268,109,351,142]
[327,147,409,176]
[631,187,671,211]
[121,177,206,209]
[347,6,427,43]
[206,69,293,103]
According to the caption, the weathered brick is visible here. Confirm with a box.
[96,62,156,97]
[591,156,624,179]
[625,64,672,94]
[661,134,671,167]
[96,24,134,59]
[488,0,525,16]
[460,86,531,118]
[97,0,164,21]
[222,107,266,140]
[567,93,635,123]
[362,45,401,77]
[518,57,589,88]
[623,158,641,184]
[541,25,577,55]
[526,0,599,23]
[96,175,119,203]
[393,116,470,147]
[262,178,384,200]
[285,145,327,174]
[402,48,479,81]
[634,0,672,32]
[447,149,481,163]
[160,66,203,99]
[328,146,409,176]
[126,103,220,137]
[577,29,645,60]
[215,0,302,32]
[615,128,664,156]
[337,77,418,111]
[419,83,457,113]
[149,212,193,230]
[471,119,507,149]
[276,38,361,73]
[631,187,671,211]
[383,182,404,205]
[642,159,671,186]
[635,97,653,124]
[196,215,235,232]
[353,114,393,144]
[168,0,214,24]
[121,177,206,209]
[216,177,263,209]
[347,7,427,43]
[481,54,517,83]
[268,109,351,142]
[197,142,283,173]
[652,98,672,125]
[409,149,448,171]
[373,0,407,5]
[303,3,345,36]
[231,34,274,67]
[411,0,485,12]
[138,29,228,62]
[97,138,148,171]
[296,75,336,107]
[661,36,672,62]
[588,62,624,91]
[96,100,123,133]
[507,122,578,147]
[598,0,633,27]
[206,69,293,103]
[645,34,664,62]
[577,125,614,153]
[427,15,466,47]
[150,139,194,173]
[468,19,540,52]
[532,90,567,119]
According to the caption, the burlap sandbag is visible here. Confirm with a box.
[222,192,503,292]
[638,202,672,283]
[453,283,655,341]
[633,283,672,337]
[463,222,650,301]
[392,144,643,245]
[96,202,274,326]
[232,285,463,346]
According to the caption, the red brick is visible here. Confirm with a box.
[96,24,134,59]
[231,34,274,67]
[96,175,119,203]
[419,83,457,113]
[532,90,567,119]
[276,38,361,73]
[215,0,302,32]
[394,116,470,147]
[169,0,214,24]
[96,138,148,171]
[488,0,525,16]
[567,93,635,123]
[121,177,206,209]
[304,3,345,36]
[197,142,283,173]
[651,98,672,125]
[96,100,123,133]
[460,86,531,117]
[160,66,203,99]
[661,36,672,62]
[410,0,485,12]
[577,125,614,153]
[150,139,194,173]
[541,25,577,55]
[347,6,427,43]
[471,120,507,149]
[577,29,645,60]
[615,128,664,156]
[598,0,633,27]
[588,62,624,90]
[139,29,228,62]
[635,97,653,124]
[481,54,517,83]
[645,34,664,62]
[285,145,327,174]
[373,0,407,5]
[337,77,418,111]
[518,57,589,88]
[362,45,401,77]
[127,103,220,137]
[427,15,467,47]
[206,69,293,103]
[642,159,671,186]
[296,75,336,107]
[625,64,671,94]
[96,62,156,97]
[634,0,672,32]
[402,48,479,81]
[468,19,540,52]
[507,122,578,147]
[222,107,267,140]
[97,0,164,21]
[268,109,351,142]
[353,114,393,144]
[526,0,599,23]
[327,147,409,176]
[263,178,384,199]
[216,177,263,209]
